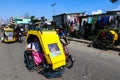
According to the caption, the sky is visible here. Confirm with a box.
[0,0,120,20]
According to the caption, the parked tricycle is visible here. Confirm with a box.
[92,29,118,50]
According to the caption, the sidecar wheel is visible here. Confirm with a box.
[1,37,4,43]
[24,52,34,71]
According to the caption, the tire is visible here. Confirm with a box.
[93,42,98,48]
[59,66,65,75]
[2,40,4,43]
[24,52,34,71]
[66,55,74,69]
[1,37,4,43]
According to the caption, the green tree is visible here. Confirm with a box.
[110,0,118,3]
[30,16,35,22]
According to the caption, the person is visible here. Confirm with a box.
[19,26,24,41]
[14,26,20,41]
[27,37,39,52]
[57,28,69,45]
[26,36,44,66]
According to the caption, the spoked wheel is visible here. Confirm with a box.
[64,46,74,69]
[66,55,74,69]
[24,52,35,71]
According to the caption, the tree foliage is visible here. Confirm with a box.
[110,0,118,3]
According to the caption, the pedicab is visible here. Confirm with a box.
[1,27,17,43]
[92,29,118,50]
[24,28,66,78]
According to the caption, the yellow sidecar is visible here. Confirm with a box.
[24,28,66,78]
[1,27,17,43]
[92,29,118,49]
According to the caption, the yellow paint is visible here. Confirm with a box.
[26,30,66,70]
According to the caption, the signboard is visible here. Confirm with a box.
[48,43,61,57]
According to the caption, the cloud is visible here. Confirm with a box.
[115,5,120,10]
[92,10,102,15]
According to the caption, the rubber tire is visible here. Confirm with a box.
[66,55,74,69]
[24,52,34,71]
